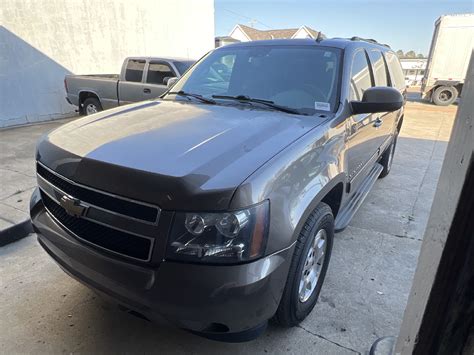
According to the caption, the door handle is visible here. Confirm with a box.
[373,117,383,128]
[143,88,151,94]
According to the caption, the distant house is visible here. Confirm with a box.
[215,36,240,48]
[227,24,324,43]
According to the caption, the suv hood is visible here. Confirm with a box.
[37,100,326,210]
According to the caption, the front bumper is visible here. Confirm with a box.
[30,188,292,338]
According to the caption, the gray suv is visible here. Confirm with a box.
[30,37,406,341]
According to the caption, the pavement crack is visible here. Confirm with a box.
[392,234,423,242]
[296,325,361,354]
[0,167,35,178]
[0,185,36,202]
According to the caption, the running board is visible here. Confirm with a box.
[334,163,383,232]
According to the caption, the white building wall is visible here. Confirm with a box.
[229,26,250,42]
[0,0,215,127]
[292,27,311,39]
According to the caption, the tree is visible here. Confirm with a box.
[396,50,404,58]
[417,53,425,58]
[405,50,416,58]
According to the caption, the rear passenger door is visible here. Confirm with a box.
[367,49,395,150]
[144,61,178,98]
[118,59,147,105]
[346,49,380,190]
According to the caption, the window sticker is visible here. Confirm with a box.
[315,102,330,111]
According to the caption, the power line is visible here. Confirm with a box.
[222,8,272,29]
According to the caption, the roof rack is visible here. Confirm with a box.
[349,36,391,48]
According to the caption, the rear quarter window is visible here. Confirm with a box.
[384,52,405,89]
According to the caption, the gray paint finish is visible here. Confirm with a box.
[65,57,196,112]
[37,100,325,211]
[30,38,406,338]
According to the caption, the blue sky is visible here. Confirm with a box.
[215,0,473,55]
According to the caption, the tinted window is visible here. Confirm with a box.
[187,53,236,93]
[350,50,372,101]
[384,52,405,89]
[170,46,341,114]
[125,59,145,82]
[147,62,176,85]
[368,50,388,86]
[173,61,195,75]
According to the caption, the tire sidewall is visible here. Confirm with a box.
[433,86,457,106]
[379,132,398,178]
[83,98,102,115]
[386,133,397,172]
[292,209,334,319]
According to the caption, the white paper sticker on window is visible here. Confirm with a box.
[315,102,330,111]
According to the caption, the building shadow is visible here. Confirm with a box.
[0,26,75,128]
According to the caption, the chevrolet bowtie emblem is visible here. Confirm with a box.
[59,195,88,217]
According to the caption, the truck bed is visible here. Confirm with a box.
[65,74,120,110]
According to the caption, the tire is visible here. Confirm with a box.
[432,86,458,106]
[273,202,334,327]
[379,133,398,179]
[82,97,102,116]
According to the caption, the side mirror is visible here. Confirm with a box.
[165,77,178,88]
[351,86,403,114]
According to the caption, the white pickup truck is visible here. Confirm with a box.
[65,57,195,115]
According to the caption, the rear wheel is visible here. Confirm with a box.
[82,97,102,115]
[273,202,334,327]
[432,86,458,106]
[379,133,398,179]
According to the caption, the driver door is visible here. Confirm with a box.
[346,49,379,191]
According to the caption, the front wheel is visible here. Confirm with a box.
[273,202,334,327]
[82,97,102,116]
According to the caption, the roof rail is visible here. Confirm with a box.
[349,36,391,48]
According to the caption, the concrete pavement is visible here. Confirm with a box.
[0,101,456,354]
[0,118,75,242]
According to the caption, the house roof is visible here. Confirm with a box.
[215,36,240,42]
[234,24,323,41]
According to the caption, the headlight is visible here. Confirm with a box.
[166,201,269,264]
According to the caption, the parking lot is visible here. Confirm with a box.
[0,99,457,354]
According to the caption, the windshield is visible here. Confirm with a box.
[173,60,195,75]
[167,45,341,114]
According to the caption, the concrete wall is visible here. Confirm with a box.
[0,0,215,128]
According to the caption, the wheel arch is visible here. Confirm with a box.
[289,174,346,245]
[78,91,101,114]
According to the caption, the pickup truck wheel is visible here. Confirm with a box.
[379,134,398,178]
[273,202,334,327]
[83,98,102,115]
[432,86,458,106]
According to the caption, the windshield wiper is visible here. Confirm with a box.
[168,91,216,104]
[212,94,302,115]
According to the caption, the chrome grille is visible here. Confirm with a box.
[36,162,160,262]
[36,163,159,224]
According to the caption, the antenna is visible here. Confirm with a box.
[316,31,325,42]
